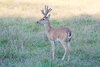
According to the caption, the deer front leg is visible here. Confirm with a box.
[50,41,56,60]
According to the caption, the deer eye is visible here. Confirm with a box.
[43,18,45,20]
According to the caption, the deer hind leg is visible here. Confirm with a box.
[67,42,71,61]
[61,41,70,61]
[67,42,70,51]
[50,41,56,60]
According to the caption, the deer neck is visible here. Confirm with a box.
[44,21,51,33]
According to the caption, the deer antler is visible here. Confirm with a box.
[41,5,52,17]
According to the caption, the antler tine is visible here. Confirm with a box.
[45,5,49,16]
[41,10,45,15]
[48,8,52,12]
[45,5,48,13]
[41,5,47,15]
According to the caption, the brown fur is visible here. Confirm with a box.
[48,28,71,42]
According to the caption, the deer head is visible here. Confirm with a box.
[37,5,52,25]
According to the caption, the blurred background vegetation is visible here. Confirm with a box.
[0,0,100,67]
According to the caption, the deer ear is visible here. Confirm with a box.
[47,14,50,19]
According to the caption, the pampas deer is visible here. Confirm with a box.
[37,5,72,61]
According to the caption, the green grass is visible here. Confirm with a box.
[0,0,100,67]
[0,15,100,67]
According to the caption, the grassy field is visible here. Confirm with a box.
[0,0,100,67]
